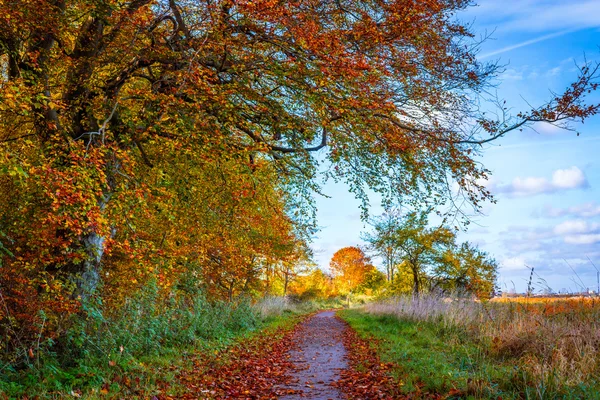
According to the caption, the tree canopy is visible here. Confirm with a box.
[362,210,498,297]
[329,246,377,294]
[434,242,498,299]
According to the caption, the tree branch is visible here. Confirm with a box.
[270,128,328,153]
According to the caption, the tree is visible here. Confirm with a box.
[388,264,417,295]
[264,241,313,296]
[363,211,455,295]
[356,267,387,296]
[2,0,597,293]
[393,214,456,295]
[433,242,498,299]
[290,268,336,300]
[362,209,404,283]
[330,246,374,295]
[363,211,498,297]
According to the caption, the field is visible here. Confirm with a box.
[340,295,600,399]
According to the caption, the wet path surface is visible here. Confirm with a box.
[277,311,347,400]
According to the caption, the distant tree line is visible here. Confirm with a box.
[362,210,498,299]
[323,210,497,299]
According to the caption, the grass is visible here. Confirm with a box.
[253,295,344,319]
[340,309,521,399]
[340,295,600,399]
[83,310,301,400]
[0,285,315,399]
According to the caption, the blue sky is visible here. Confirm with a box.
[310,0,600,294]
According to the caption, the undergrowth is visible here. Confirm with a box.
[0,281,309,398]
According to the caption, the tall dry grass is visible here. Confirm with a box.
[253,296,298,318]
[365,294,600,391]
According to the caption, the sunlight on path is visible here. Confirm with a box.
[277,311,347,400]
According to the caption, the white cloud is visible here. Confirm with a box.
[546,66,562,77]
[495,167,588,197]
[467,1,600,33]
[501,256,528,271]
[542,202,600,218]
[500,219,600,270]
[511,176,549,195]
[569,203,600,218]
[564,234,600,245]
[501,68,524,81]
[531,123,568,136]
[552,166,587,189]
[552,219,600,245]
[502,2,600,33]
[554,220,599,235]
[496,221,600,292]
[469,1,600,59]
[506,240,542,253]
[475,175,496,188]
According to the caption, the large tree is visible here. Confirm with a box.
[391,213,456,295]
[363,211,498,296]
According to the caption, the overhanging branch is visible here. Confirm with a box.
[271,128,327,153]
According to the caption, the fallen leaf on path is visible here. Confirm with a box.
[333,314,443,400]
[158,317,306,399]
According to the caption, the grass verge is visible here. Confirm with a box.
[0,290,313,399]
[339,308,600,399]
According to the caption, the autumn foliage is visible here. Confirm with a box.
[167,320,300,399]
[334,320,401,399]
[330,246,380,295]
[0,0,598,384]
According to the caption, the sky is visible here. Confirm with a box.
[310,0,600,294]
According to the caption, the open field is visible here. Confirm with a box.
[340,295,600,399]
[492,295,600,316]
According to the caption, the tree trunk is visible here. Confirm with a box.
[283,267,290,296]
[73,191,113,300]
[75,231,105,300]
[412,264,420,295]
[228,281,234,302]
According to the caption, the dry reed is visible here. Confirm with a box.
[364,293,600,388]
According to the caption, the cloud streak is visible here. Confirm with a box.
[466,0,600,33]
[486,136,600,152]
[554,220,600,235]
[479,29,580,59]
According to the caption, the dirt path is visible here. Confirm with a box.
[277,311,347,400]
